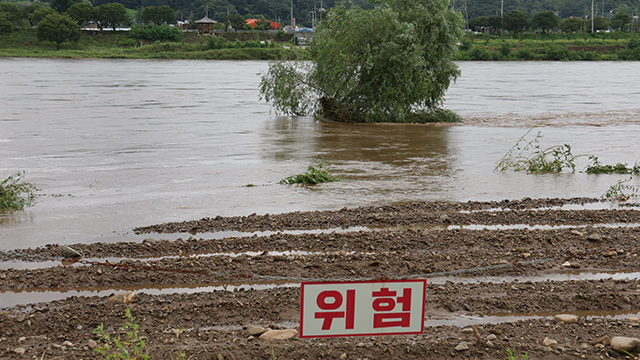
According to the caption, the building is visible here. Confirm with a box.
[195,16,217,34]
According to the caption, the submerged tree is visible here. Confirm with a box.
[259,0,463,123]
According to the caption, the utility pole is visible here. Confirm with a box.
[500,0,504,35]
[291,0,295,28]
[591,0,595,32]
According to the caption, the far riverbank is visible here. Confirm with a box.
[1,30,639,60]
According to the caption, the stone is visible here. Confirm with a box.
[587,233,601,242]
[542,337,558,347]
[62,340,74,347]
[106,291,135,305]
[13,347,26,355]
[18,336,26,342]
[570,230,584,236]
[611,336,640,353]
[439,214,450,223]
[603,250,618,257]
[258,329,298,341]
[599,336,611,345]
[87,340,98,349]
[497,260,509,265]
[339,353,347,360]
[461,328,474,333]
[561,261,572,268]
[454,341,469,351]
[60,246,82,258]
[486,340,495,347]
[487,334,497,341]
[247,325,267,336]
[555,314,578,324]
[630,317,640,323]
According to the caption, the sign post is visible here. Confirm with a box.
[300,279,426,338]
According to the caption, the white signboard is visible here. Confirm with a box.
[300,279,426,338]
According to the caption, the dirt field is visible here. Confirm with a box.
[2,197,640,359]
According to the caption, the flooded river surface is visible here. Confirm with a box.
[1,59,639,249]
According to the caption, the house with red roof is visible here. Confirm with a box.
[244,18,281,30]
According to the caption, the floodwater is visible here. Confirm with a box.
[1,59,640,249]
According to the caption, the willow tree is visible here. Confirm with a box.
[260,0,463,123]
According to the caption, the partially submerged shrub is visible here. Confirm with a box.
[1,171,37,211]
[585,156,640,175]
[280,160,339,185]
[495,128,576,174]
[603,177,640,200]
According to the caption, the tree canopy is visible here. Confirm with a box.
[260,0,463,123]
[66,2,95,26]
[140,5,175,25]
[531,11,558,33]
[503,10,529,34]
[95,2,128,30]
[36,13,80,49]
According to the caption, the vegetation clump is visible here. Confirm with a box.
[495,128,576,174]
[260,0,463,123]
[279,160,339,185]
[585,156,640,174]
[603,177,640,199]
[0,171,37,211]
[93,307,149,360]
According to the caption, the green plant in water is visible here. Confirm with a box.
[279,160,339,185]
[585,156,640,175]
[0,171,37,211]
[506,348,529,360]
[495,128,576,174]
[93,307,149,360]
[603,177,640,200]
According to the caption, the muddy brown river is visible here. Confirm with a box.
[2,59,640,359]
[1,59,639,249]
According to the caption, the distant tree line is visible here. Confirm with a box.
[469,9,637,35]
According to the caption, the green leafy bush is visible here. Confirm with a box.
[129,24,182,42]
[1,171,37,211]
[280,160,339,185]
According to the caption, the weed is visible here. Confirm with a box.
[279,160,339,185]
[506,348,529,360]
[93,307,149,360]
[603,177,640,200]
[245,183,257,187]
[620,349,636,358]
[0,171,37,211]
[268,340,291,360]
[495,128,576,174]
[585,156,640,175]
[172,349,194,360]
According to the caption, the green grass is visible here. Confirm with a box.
[0,29,307,60]
[457,32,640,61]
[0,171,37,211]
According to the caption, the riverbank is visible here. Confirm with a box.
[2,198,640,359]
[0,29,307,60]
[2,29,640,60]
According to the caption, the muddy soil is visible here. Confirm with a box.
[2,198,640,359]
